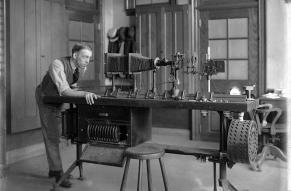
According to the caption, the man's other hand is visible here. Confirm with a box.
[84,92,100,105]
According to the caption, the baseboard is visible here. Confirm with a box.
[6,139,74,165]
[6,143,45,165]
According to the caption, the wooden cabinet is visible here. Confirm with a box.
[9,0,67,133]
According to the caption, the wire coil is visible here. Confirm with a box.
[87,121,121,143]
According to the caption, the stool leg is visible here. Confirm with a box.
[159,158,169,191]
[138,160,143,191]
[146,160,152,191]
[120,158,131,191]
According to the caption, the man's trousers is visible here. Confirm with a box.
[35,86,63,171]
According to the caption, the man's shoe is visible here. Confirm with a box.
[58,179,72,188]
[48,170,73,179]
[48,170,72,188]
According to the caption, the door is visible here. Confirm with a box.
[136,4,192,130]
[10,0,39,133]
[10,0,66,133]
[199,5,260,141]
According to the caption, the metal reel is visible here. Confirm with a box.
[227,119,258,164]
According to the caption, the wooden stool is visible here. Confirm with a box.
[120,143,169,191]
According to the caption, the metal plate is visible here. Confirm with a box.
[80,144,126,167]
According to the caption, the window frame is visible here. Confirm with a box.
[208,17,249,80]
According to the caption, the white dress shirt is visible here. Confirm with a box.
[48,58,76,95]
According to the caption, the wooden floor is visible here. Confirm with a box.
[3,129,288,191]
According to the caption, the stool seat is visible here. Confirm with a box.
[125,143,165,160]
[120,143,169,191]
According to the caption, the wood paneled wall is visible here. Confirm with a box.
[9,0,67,133]
[0,0,6,179]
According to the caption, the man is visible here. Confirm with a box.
[35,43,99,187]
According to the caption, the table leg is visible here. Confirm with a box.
[213,162,217,191]
[76,143,84,180]
[218,111,238,191]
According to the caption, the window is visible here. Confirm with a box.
[208,18,249,80]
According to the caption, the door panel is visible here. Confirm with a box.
[10,0,66,133]
[39,0,67,84]
[10,0,39,133]
[199,7,259,141]
[136,5,191,130]
[138,12,152,90]
[51,1,67,60]
[24,0,37,117]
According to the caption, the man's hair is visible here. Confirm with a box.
[71,43,92,55]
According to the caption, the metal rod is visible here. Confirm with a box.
[152,70,156,93]
[112,75,116,91]
[218,111,227,186]
[133,74,137,91]
[208,76,211,92]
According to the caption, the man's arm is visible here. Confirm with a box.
[49,59,99,105]
[61,89,99,105]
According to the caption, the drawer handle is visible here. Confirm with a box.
[98,112,109,117]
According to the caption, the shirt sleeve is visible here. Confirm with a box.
[49,59,71,95]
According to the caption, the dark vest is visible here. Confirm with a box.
[40,57,75,96]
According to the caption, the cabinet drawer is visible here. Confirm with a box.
[78,105,130,122]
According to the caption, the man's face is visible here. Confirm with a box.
[73,49,92,69]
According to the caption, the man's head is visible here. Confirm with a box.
[72,43,92,69]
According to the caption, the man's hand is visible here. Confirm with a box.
[84,92,100,105]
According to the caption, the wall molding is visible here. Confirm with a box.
[6,139,73,165]
[6,143,45,165]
